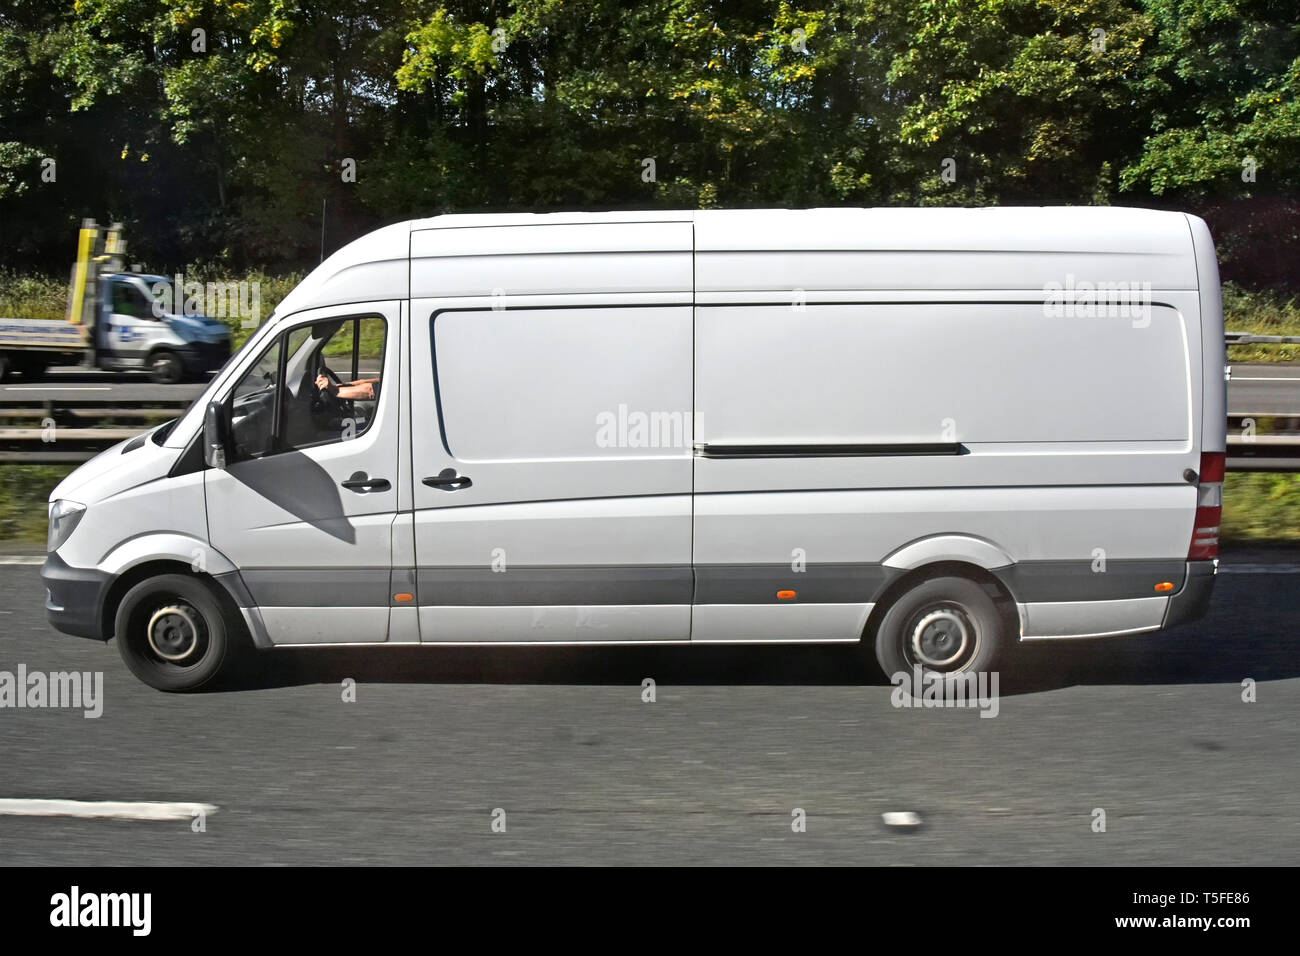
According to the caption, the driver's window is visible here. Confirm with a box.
[287,316,387,449]
[227,315,387,463]
[229,336,283,460]
[111,282,152,319]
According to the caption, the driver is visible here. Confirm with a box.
[315,373,379,401]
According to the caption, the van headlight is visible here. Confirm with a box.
[47,499,87,552]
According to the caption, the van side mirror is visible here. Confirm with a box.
[203,401,230,469]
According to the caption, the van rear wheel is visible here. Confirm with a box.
[872,575,1004,680]
[115,574,233,691]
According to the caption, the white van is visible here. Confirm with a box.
[41,207,1226,691]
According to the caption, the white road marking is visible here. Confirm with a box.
[882,811,922,827]
[1231,376,1300,382]
[0,798,216,822]
[2,386,112,391]
[0,556,44,565]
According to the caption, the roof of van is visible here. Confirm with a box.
[273,207,1200,317]
[407,204,1187,235]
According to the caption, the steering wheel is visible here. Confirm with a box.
[319,361,344,386]
[310,359,355,422]
[311,360,339,415]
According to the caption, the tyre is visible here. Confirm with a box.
[148,350,184,384]
[114,574,235,691]
[872,575,1005,680]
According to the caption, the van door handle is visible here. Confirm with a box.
[423,468,472,490]
[341,473,391,493]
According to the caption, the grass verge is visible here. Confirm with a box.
[0,465,74,543]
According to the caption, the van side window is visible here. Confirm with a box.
[228,315,387,462]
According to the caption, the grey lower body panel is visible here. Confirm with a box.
[691,603,872,643]
[415,566,691,606]
[258,607,392,646]
[235,560,1192,608]
[1017,597,1169,640]
[418,604,690,644]
[238,568,391,608]
[1162,560,1217,628]
[218,558,1202,647]
[993,559,1188,603]
[694,563,899,605]
[1016,560,1216,640]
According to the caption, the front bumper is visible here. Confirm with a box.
[41,552,111,641]
[1162,559,1217,629]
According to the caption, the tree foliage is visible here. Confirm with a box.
[1,0,1297,287]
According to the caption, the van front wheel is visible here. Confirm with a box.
[115,574,232,691]
[148,351,184,384]
[872,575,1004,681]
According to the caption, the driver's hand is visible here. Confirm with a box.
[314,374,336,394]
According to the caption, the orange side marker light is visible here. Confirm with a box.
[777,590,797,601]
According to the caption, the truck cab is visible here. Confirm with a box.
[0,222,233,384]
[95,273,232,383]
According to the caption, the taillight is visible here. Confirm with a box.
[1188,452,1224,560]
[1198,451,1225,483]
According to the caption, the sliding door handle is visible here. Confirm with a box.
[423,468,472,491]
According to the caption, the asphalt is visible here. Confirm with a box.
[0,367,208,404]
[1228,363,1300,414]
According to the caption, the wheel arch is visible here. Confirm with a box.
[864,560,1020,644]
[98,538,242,641]
[882,534,1015,573]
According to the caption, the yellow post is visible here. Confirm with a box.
[66,219,98,326]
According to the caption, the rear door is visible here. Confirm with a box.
[205,302,401,644]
